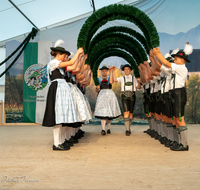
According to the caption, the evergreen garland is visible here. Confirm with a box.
[92,49,140,85]
[88,26,150,54]
[86,33,148,67]
[89,44,139,70]
[77,4,159,53]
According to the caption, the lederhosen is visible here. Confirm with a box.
[121,76,136,113]
[170,74,187,118]
[143,85,151,115]
[150,83,156,113]
[162,75,173,118]
[155,80,162,114]
[160,76,166,115]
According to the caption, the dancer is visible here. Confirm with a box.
[63,54,92,142]
[42,40,84,151]
[152,43,193,151]
[110,64,141,136]
[94,66,121,135]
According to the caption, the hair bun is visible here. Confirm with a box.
[50,51,56,56]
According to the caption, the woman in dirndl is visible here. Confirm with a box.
[42,40,84,151]
[94,66,121,135]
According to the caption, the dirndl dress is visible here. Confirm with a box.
[42,60,78,127]
[64,72,92,123]
[94,81,121,120]
[77,83,92,124]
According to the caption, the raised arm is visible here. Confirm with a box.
[152,48,172,68]
[59,48,84,68]
[136,78,141,89]
[72,54,87,74]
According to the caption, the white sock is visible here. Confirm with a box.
[53,125,62,146]
[61,127,66,144]
[66,127,71,140]
[106,119,111,130]
[75,128,79,133]
[101,119,106,130]
[71,128,75,136]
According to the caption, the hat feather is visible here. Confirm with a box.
[164,53,171,58]
[54,40,64,47]
[184,43,193,55]
[69,52,74,58]
[171,48,179,55]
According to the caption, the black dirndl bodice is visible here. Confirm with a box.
[100,81,112,89]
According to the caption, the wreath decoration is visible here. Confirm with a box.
[77,4,159,53]
[77,4,159,84]
[92,49,140,85]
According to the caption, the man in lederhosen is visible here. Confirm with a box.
[110,64,141,136]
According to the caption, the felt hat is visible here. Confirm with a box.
[50,40,71,56]
[100,66,109,70]
[171,43,193,63]
[121,64,132,71]
[171,50,190,63]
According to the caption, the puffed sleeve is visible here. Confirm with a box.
[50,59,61,72]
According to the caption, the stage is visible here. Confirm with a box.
[0,124,199,190]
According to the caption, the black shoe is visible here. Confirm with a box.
[107,129,111,134]
[126,130,130,136]
[69,136,79,144]
[163,139,171,146]
[165,140,173,147]
[101,130,106,135]
[53,144,70,151]
[154,134,160,140]
[159,137,167,144]
[144,129,151,133]
[78,129,85,134]
[74,133,84,139]
[151,131,158,138]
[64,139,74,147]
[61,142,71,149]
[169,141,179,149]
[170,144,189,151]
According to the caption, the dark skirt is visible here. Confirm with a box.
[42,81,81,128]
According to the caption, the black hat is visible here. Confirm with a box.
[50,46,71,56]
[100,66,109,70]
[171,50,190,63]
[121,64,132,71]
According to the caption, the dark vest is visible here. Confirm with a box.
[49,69,64,81]
[64,71,76,84]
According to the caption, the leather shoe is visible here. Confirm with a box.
[107,129,111,134]
[69,136,79,144]
[101,130,106,135]
[126,130,130,136]
[53,144,70,151]
[170,144,189,151]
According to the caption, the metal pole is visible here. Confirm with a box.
[91,0,96,12]
[8,0,40,31]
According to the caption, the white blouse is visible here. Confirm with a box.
[47,59,64,85]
